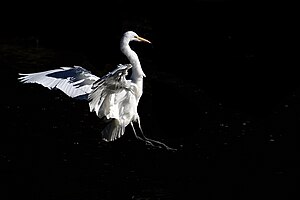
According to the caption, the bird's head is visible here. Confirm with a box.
[123,31,151,44]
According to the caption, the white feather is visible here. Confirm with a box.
[19,66,99,99]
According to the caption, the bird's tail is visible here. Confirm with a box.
[101,119,125,141]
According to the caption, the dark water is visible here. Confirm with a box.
[1,1,299,200]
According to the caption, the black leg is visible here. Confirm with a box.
[131,122,154,146]
[136,119,177,151]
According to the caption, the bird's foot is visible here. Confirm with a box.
[135,134,176,151]
[145,140,155,147]
[165,146,177,152]
[144,138,177,151]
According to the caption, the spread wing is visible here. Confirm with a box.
[19,64,138,141]
[88,64,138,141]
[19,66,100,100]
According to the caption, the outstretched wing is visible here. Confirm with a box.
[19,66,99,99]
[88,64,138,141]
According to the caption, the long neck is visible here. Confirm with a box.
[120,42,145,82]
[120,41,145,100]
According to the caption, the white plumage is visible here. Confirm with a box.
[19,66,99,99]
[19,31,175,150]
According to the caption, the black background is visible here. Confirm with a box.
[0,1,299,199]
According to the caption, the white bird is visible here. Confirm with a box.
[19,31,175,150]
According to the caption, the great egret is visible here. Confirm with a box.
[19,31,175,151]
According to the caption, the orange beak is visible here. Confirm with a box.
[136,36,151,44]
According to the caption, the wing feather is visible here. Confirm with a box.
[88,64,138,141]
[19,64,138,141]
[19,66,99,99]
[88,64,133,118]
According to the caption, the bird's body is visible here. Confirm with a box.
[19,31,175,150]
[88,63,140,141]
